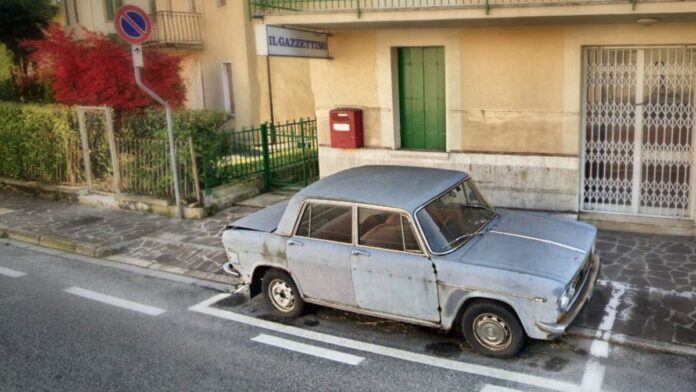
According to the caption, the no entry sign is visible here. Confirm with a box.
[114,5,151,45]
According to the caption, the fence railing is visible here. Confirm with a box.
[117,137,199,202]
[0,104,318,205]
[250,0,680,15]
[200,118,319,192]
[149,11,203,47]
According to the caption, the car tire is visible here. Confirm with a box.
[261,269,305,318]
[461,300,526,358]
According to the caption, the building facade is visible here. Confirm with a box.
[252,1,696,233]
[59,0,315,127]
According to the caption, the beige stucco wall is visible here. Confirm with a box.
[257,56,316,123]
[311,21,696,212]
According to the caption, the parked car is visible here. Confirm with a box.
[221,165,600,358]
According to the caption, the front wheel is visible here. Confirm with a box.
[261,269,305,318]
[461,300,526,358]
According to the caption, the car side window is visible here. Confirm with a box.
[296,203,352,244]
[358,208,421,253]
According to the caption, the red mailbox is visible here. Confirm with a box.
[330,108,363,148]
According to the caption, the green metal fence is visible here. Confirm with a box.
[199,118,319,192]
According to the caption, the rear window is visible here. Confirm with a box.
[296,203,352,244]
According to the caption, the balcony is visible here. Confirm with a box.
[250,0,696,27]
[148,11,204,49]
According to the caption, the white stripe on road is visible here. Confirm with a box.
[0,266,27,278]
[589,339,609,358]
[64,287,166,316]
[581,359,606,392]
[480,384,522,392]
[598,284,627,331]
[189,293,584,392]
[252,334,364,366]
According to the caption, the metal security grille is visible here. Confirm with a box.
[582,47,696,219]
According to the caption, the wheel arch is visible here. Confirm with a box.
[250,264,297,298]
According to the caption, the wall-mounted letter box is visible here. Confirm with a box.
[329,108,363,148]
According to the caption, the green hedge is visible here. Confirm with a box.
[0,101,82,184]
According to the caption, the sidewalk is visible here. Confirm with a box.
[0,190,292,285]
[1,190,694,353]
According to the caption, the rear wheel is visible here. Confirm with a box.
[461,300,526,358]
[261,269,305,318]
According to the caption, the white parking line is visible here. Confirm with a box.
[0,266,27,278]
[189,293,585,392]
[581,359,606,391]
[252,334,365,366]
[589,339,609,358]
[598,284,627,331]
[480,384,522,392]
[64,287,166,316]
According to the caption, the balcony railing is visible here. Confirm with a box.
[250,0,679,16]
[149,11,203,48]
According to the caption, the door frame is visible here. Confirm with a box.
[375,32,461,152]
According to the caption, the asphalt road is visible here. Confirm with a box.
[1,240,694,392]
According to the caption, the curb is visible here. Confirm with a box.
[0,226,117,258]
[568,326,696,357]
[0,226,238,288]
[3,238,238,293]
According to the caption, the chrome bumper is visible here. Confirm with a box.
[535,254,601,337]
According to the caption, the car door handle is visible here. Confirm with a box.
[287,239,304,247]
[351,249,370,257]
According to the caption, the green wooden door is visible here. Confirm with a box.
[398,47,446,151]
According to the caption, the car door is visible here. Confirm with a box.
[351,207,440,323]
[286,201,357,307]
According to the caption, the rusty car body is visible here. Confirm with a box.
[221,165,600,357]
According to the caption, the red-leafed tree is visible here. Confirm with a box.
[22,24,185,111]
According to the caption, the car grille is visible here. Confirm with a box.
[569,251,593,308]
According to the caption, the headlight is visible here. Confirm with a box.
[559,292,571,309]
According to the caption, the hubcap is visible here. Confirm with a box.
[472,313,512,351]
[268,279,295,312]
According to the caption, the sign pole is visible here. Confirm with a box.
[134,66,183,219]
[115,5,183,219]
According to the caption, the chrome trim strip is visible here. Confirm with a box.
[437,281,547,303]
[303,297,442,328]
[489,231,587,255]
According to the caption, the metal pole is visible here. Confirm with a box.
[77,108,94,192]
[134,66,183,219]
[266,55,275,124]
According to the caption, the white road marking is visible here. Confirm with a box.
[0,266,27,278]
[64,287,166,316]
[597,279,696,300]
[598,284,627,331]
[252,334,364,366]
[581,359,606,391]
[189,293,584,392]
[480,384,522,392]
[589,339,609,358]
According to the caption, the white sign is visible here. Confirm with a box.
[131,44,144,67]
[255,25,329,59]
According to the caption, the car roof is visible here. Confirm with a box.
[295,165,469,212]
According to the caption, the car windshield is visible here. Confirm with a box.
[416,179,496,253]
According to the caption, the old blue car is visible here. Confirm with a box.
[221,165,600,358]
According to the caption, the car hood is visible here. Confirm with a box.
[459,210,596,283]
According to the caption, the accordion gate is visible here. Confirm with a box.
[582,46,696,219]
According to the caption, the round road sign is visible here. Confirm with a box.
[114,5,152,45]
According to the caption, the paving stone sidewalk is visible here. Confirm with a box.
[0,191,291,285]
[0,190,694,352]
